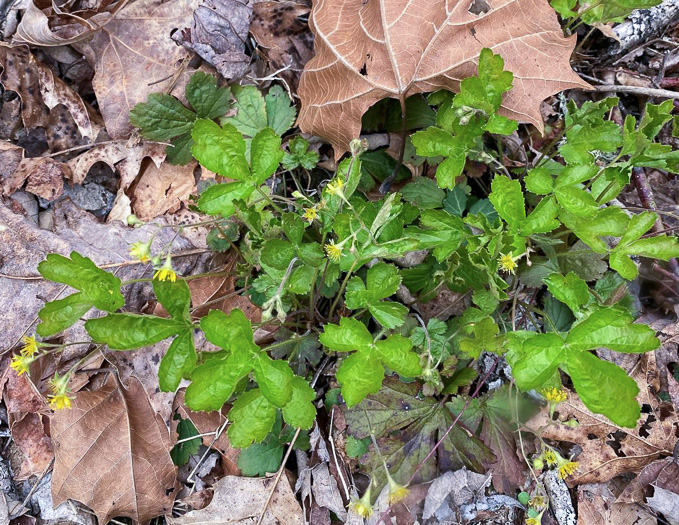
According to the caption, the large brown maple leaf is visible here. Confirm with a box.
[297,0,590,158]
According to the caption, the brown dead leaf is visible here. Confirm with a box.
[167,475,304,525]
[83,0,200,139]
[13,0,98,47]
[297,0,590,157]
[0,141,26,195]
[251,1,314,90]
[577,483,656,525]
[530,352,678,486]
[51,375,177,524]
[67,140,166,186]
[10,413,53,480]
[132,161,197,221]
[172,0,253,81]
[19,158,68,201]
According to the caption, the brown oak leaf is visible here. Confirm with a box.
[297,0,590,157]
[51,375,177,524]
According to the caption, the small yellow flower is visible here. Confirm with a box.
[349,490,373,518]
[558,461,579,479]
[21,336,39,356]
[326,177,345,196]
[49,394,72,410]
[153,255,177,282]
[302,207,318,223]
[325,240,342,262]
[543,449,557,467]
[499,252,517,274]
[529,496,546,509]
[541,387,568,405]
[10,354,36,376]
[526,518,540,525]
[384,469,409,504]
[130,241,152,262]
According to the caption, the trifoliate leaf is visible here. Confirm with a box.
[227,389,277,448]
[282,136,319,171]
[459,316,506,358]
[191,120,250,180]
[282,376,316,429]
[344,262,402,308]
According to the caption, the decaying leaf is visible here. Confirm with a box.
[167,475,304,525]
[344,378,494,488]
[172,0,253,81]
[577,483,656,525]
[132,160,197,220]
[297,0,590,157]
[250,1,314,90]
[51,375,177,524]
[83,0,200,139]
[529,353,677,486]
[0,141,26,195]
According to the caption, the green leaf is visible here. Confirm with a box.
[525,167,554,195]
[374,335,422,377]
[192,120,250,180]
[200,309,258,353]
[159,330,196,392]
[250,128,283,184]
[345,436,370,458]
[411,127,457,157]
[129,93,196,141]
[282,376,316,429]
[38,252,123,312]
[185,72,231,119]
[227,389,277,448]
[510,334,565,390]
[237,438,284,476]
[153,279,191,320]
[459,317,506,358]
[197,181,253,218]
[565,307,659,353]
[185,350,254,411]
[170,414,201,466]
[456,48,513,112]
[345,263,402,308]
[521,196,560,235]
[337,351,384,407]
[544,272,589,314]
[265,85,297,136]
[223,85,267,137]
[282,136,319,171]
[254,353,293,407]
[417,209,465,261]
[320,318,373,352]
[270,331,322,377]
[566,351,640,427]
[443,184,469,216]
[489,176,525,227]
[37,293,93,337]
[166,133,195,165]
[401,177,445,209]
[369,302,409,329]
[85,314,186,350]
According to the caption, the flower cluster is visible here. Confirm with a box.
[10,336,41,376]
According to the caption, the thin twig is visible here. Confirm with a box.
[590,84,679,99]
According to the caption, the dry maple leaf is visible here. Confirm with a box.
[51,375,177,524]
[297,0,590,157]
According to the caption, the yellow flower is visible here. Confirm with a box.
[49,394,72,410]
[541,387,568,405]
[303,207,318,223]
[384,469,409,504]
[325,240,342,262]
[526,518,540,525]
[558,461,579,479]
[130,241,152,262]
[21,336,39,356]
[326,177,345,196]
[10,354,36,376]
[349,491,373,518]
[499,252,517,274]
[529,496,546,509]
[543,449,557,467]
[154,255,177,282]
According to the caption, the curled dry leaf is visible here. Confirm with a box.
[297,0,590,157]
[172,0,253,81]
[132,160,197,221]
[250,1,315,90]
[167,475,304,525]
[12,0,98,47]
[529,352,678,486]
[51,375,177,524]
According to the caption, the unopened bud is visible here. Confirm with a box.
[532,458,544,470]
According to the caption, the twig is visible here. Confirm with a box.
[590,84,679,99]
[21,457,54,507]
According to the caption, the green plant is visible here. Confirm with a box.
[25,48,679,486]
